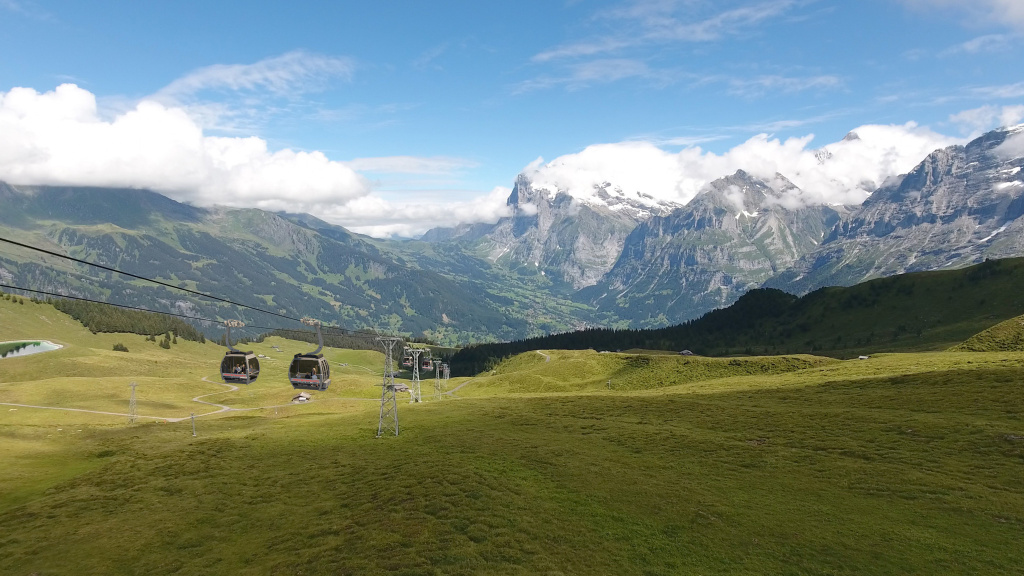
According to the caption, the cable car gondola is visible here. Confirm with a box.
[220,320,260,385]
[289,318,331,391]
[400,347,413,368]
[421,355,433,371]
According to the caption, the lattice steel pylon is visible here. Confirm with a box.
[433,360,442,400]
[128,382,138,424]
[409,349,423,403]
[376,336,402,437]
[443,363,450,391]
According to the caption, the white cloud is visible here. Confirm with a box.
[949,104,1024,135]
[157,51,354,100]
[995,131,1024,159]
[523,123,959,208]
[726,74,842,97]
[532,39,632,63]
[319,186,514,238]
[515,59,656,93]
[538,0,800,60]
[0,83,370,208]
[346,156,478,175]
[901,0,1024,31]
[970,82,1024,99]
[0,83,512,238]
[0,82,973,240]
[940,34,1013,56]
[637,0,800,42]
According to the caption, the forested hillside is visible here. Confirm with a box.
[48,299,207,342]
[450,258,1024,375]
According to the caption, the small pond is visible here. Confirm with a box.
[0,340,62,359]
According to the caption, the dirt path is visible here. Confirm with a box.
[536,350,551,362]
[2,374,381,423]
[3,377,307,423]
[0,402,174,421]
[188,377,239,418]
[443,377,477,397]
[347,364,379,374]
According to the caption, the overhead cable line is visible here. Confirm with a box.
[1,237,395,341]
[0,283,222,324]
[0,283,380,343]
[0,282,339,339]
[0,236,303,323]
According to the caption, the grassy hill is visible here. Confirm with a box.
[2,296,1024,574]
[452,257,1024,375]
[953,313,1024,352]
[460,349,836,395]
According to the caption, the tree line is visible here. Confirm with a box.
[48,298,207,342]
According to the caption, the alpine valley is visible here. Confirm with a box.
[1,125,1023,344]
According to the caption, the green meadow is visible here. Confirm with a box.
[1,296,1023,575]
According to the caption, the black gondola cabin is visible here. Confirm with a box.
[289,353,330,390]
[221,351,260,384]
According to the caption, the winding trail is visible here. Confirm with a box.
[347,364,379,375]
[188,377,238,417]
[537,350,551,362]
[1,402,174,421]
[443,377,477,397]
[1,376,361,423]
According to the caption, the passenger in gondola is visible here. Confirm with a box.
[311,366,318,381]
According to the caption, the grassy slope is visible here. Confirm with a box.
[1,299,1023,574]
[0,298,394,510]
[459,349,837,395]
[953,313,1024,352]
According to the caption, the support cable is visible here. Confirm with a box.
[0,236,302,323]
[0,237,386,339]
[0,282,381,342]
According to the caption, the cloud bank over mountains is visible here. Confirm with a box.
[0,82,992,237]
[525,124,959,209]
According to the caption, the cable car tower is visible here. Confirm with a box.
[408,349,423,403]
[433,360,442,400]
[376,336,402,437]
[128,382,137,424]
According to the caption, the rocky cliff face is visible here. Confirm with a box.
[767,125,1024,293]
[582,170,845,325]
[424,174,679,290]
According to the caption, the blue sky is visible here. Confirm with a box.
[1,0,1023,235]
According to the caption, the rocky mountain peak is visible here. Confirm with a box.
[692,170,778,216]
[770,125,1024,295]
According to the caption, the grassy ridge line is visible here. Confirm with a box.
[451,257,1024,375]
[461,349,836,395]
